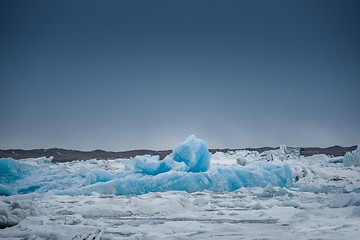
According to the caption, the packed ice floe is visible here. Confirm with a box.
[1,136,360,239]
[0,135,292,196]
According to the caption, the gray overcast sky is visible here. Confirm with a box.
[1,0,359,151]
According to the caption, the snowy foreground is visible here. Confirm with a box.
[1,136,360,239]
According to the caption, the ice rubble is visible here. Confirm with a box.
[0,135,292,196]
[259,145,300,162]
[211,145,301,167]
[0,195,41,229]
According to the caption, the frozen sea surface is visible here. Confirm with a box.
[0,136,359,239]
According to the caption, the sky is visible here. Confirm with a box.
[1,0,359,151]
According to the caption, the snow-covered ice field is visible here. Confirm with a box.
[1,136,360,239]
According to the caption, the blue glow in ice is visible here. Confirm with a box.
[127,135,210,175]
[0,135,293,196]
[0,158,34,184]
[0,157,83,195]
[0,158,38,195]
[172,135,210,172]
[83,169,113,186]
[60,162,292,195]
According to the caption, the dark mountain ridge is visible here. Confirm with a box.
[0,145,357,163]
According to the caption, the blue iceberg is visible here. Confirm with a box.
[0,135,292,196]
[172,135,211,172]
[127,135,211,175]
[61,162,292,195]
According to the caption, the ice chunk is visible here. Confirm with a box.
[211,150,259,166]
[0,158,21,183]
[258,184,292,198]
[132,155,172,175]
[172,135,211,172]
[83,169,112,186]
[125,135,210,174]
[260,146,300,161]
[0,199,41,229]
[0,158,84,195]
[125,155,188,175]
[343,145,360,167]
[236,157,248,166]
[0,158,35,184]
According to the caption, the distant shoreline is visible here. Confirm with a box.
[0,146,357,163]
